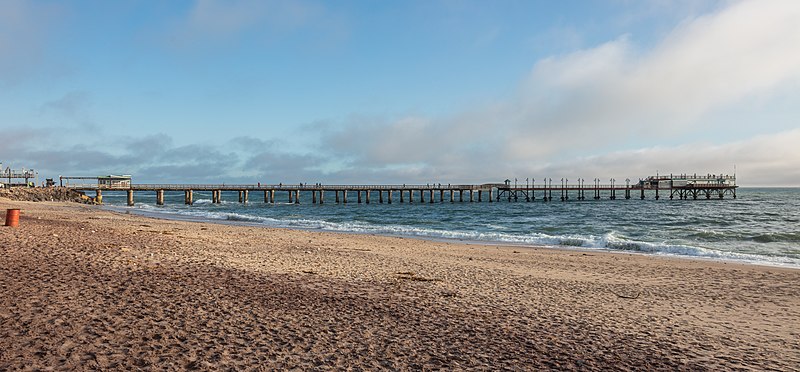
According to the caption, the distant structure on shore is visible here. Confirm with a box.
[60,173,737,206]
[0,163,37,188]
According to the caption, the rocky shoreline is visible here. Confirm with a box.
[0,187,96,204]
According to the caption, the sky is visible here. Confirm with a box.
[1,0,799,186]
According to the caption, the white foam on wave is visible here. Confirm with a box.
[112,204,800,268]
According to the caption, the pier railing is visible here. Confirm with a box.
[71,183,494,191]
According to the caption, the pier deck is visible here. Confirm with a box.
[61,174,737,206]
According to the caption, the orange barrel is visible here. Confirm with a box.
[5,209,20,227]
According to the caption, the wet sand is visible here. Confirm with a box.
[1,199,798,370]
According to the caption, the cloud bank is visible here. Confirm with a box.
[317,0,800,183]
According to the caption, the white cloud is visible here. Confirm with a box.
[536,128,800,186]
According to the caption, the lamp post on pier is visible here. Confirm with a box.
[626,178,631,199]
[526,178,530,201]
[514,178,518,201]
[593,178,598,200]
[610,178,616,200]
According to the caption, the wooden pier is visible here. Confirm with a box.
[61,174,737,206]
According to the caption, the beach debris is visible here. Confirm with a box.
[610,289,641,299]
[395,272,437,282]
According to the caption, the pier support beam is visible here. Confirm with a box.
[320,190,324,204]
[289,190,293,203]
[243,190,248,203]
[312,190,317,204]
[430,190,434,204]
[358,191,362,204]
[388,190,392,204]
[489,189,493,203]
[156,190,164,205]
[379,191,383,203]
[409,190,414,203]
[343,190,348,204]
[420,190,425,203]
[478,190,483,202]
[366,190,371,204]
[185,190,193,205]
[127,190,134,206]
[295,190,300,204]
[270,190,275,203]
[335,191,340,203]
[469,190,474,202]
[459,190,463,202]
[450,190,455,203]
[264,191,269,203]
[439,190,444,203]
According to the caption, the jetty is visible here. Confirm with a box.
[60,174,737,206]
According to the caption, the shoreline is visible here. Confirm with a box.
[2,199,799,369]
[104,203,800,270]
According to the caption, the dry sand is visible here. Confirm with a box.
[1,199,798,370]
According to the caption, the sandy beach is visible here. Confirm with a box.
[1,199,798,370]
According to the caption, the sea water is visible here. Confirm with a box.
[100,188,800,268]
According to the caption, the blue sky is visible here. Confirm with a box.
[1,0,799,185]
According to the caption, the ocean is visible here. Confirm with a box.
[101,187,800,268]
